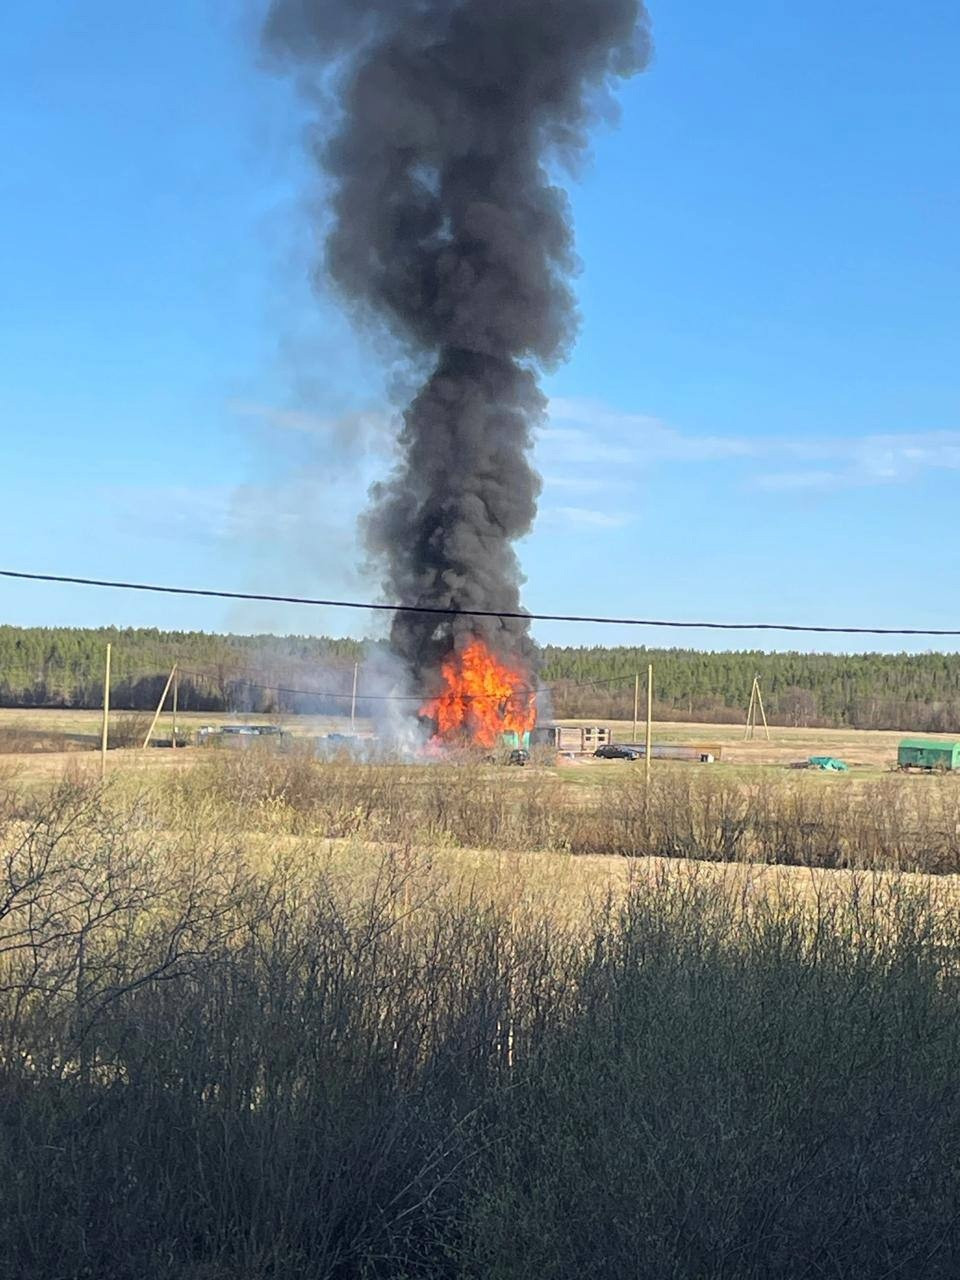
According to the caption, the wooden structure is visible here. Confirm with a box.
[535,725,613,755]
[744,676,771,741]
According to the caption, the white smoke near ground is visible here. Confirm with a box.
[361,643,432,757]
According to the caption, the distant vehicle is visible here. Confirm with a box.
[507,748,530,766]
[594,743,644,761]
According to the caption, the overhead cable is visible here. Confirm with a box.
[3,569,958,637]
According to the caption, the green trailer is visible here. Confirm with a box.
[897,739,960,771]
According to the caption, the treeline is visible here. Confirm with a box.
[2,625,960,731]
[540,645,960,731]
[0,626,366,716]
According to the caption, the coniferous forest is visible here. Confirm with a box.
[1,625,959,731]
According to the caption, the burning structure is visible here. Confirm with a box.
[264,0,649,746]
[421,639,537,750]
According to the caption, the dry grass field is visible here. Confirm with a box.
[562,715,941,768]
[3,756,960,1278]
[4,715,960,1278]
[0,704,945,779]
[0,706,357,747]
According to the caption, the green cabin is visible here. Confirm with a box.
[500,730,532,751]
[897,739,960,771]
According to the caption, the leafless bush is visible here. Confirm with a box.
[109,711,153,749]
[2,781,960,1275]
[165,755,960,873]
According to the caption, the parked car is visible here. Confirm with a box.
[594,744,644,760]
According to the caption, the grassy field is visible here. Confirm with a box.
[0,704,946,780]
[1,705,945,756]
[563,714,936,768]
[4,714,960,1278]
[3,760,960,1278]
[0,706,356,746]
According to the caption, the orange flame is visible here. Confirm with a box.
[421,638,537,750]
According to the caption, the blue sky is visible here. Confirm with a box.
[2,0,958,652]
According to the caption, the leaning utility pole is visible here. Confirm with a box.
[744,675,771,741]
[350,661,359,732]
[633,671,640,744]
[143,665,178,750]
[100,643,111,779]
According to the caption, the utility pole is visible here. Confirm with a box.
[754,676,771,741]
[350,661,359,732]
[744,679,755,740]
[633,671,640,744]
[143,665,178,750]
[100,643,111,779]
[645,663,654,785]
[171,668,179,750]
[744,676,771,742]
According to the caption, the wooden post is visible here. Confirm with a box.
[143,665,178,750]
[171,669,179,749]
[745,676,771,742]
[745,677,757,740]
[350,661,359,732]
[645,663,654,786]
[100,643,111,779]
[755,676,771,741]
[633,671,640,745]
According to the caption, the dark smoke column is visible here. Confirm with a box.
[265,0,649,682]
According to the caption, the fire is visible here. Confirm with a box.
[421,639,537,750]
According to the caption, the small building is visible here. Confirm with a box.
[533,725,612,754]
[898,739,960,771]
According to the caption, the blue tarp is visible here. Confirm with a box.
[808,756,849,772]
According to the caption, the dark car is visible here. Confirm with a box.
[594,743,644,760]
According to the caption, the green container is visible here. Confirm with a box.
[897,739,960,771]
[500,730,532,751]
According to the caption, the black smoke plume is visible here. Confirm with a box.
[264,0,649,684]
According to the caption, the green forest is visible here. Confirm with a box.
[2,624,960,731]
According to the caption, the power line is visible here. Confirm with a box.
[2,665,634,705]
[3,567,959,636]
[177,667,619,705]
[178,668,470,704]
